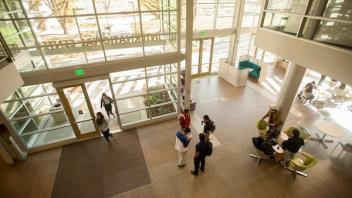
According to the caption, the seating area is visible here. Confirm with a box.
[252,119,317,177]
[239,60,261,80]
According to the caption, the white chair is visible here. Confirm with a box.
[332,142,352,159]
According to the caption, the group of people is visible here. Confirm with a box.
[254,105,305,166]
[175,109,216,176]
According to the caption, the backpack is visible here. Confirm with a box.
[206,141,213,156]
[210,121,216,132]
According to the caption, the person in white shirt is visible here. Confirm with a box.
[96,112,113,141]
[175,128,192,167]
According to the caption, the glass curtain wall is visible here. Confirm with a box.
[0,83,75,149]
[262,0,352,49]
[182,0,236,31]
[242,0,262,27]
[110,63,178,126]
[212,36,231,72]
[0,0,177,72]
[233,0,263,66]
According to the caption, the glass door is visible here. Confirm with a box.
[85,79,122,133]
[58,85,99,140]
[191,38,214,77]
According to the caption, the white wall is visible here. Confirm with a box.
[255,28,352,84]
[0,62,23,103]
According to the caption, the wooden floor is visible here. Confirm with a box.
[1,76,351,198]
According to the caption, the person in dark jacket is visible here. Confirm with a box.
[175,128,192,167]
[101,93,115,119]
[202,115,215,140]
[191,133,208,176]
[282,129,305,166]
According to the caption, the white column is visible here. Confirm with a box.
[184,0,194,109]
[275,63,306,123]
[228,0,245,64]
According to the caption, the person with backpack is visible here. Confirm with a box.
[175,128,192,168]
[178,109,191,130]
[191,133,211,176]
[202,115,215,140]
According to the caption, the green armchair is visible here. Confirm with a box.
[257,120,268,138]
[288,151,317,177]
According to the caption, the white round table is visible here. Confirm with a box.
[312,120,345,148]
[272,144,283,153]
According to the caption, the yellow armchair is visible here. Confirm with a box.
[288,151,317,177]
[257,120,268,138]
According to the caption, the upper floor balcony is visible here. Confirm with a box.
[255,0,352,84]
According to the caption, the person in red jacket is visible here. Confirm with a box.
[178,109,191,130]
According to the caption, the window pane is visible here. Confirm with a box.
[99,14,140,36]
[117,96,146,114]
[148,76,173,91]
[322,0,352,20]
[267,0,309,14]
[77,120,96,134]
[20,126,75,148]
[212,36,231,72]
[31,17,80,44]
[146,65,166,77]
[194,4,215,31]
[263,12,302,35]
[113,80,147,98]
[19,119,38,135]
[105,47,143,61]
[43,47,87,68]
[12,105,30,119]
[120,110,148,125]
[95,0,139,13]
[1,101,22,118]
[110,68,146,82]
[63,86,92,122]
[149,103,177,118]
[313,20,352,48]
[23,0,94,17]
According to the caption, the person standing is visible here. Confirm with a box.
[191,133,208,176]
[178,109,191,130]
[175,128,192,168]
[101,93,115,119]
[202,115,215,139]
[96,112,113,142]
[261,105,282,130]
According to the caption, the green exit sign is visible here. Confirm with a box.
[74,68,85,76]
[200,31,207,37]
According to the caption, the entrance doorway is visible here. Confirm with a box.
[85,79,121,133]
[191,38,214,77]
[55,77,122,141]
[58,85,99,140]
